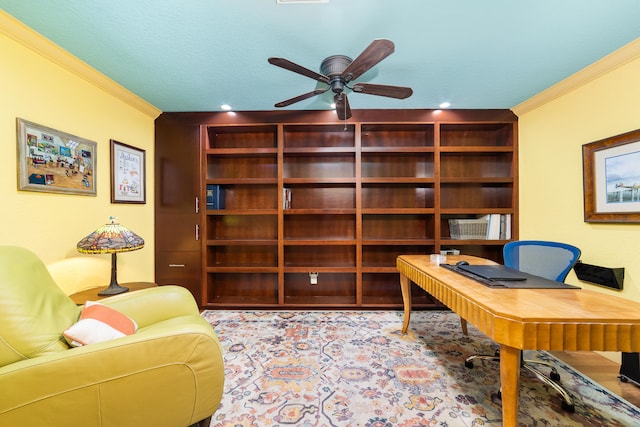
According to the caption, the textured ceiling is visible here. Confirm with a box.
[2,0,640,113]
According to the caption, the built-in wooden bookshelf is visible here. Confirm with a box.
[155,110,518,309]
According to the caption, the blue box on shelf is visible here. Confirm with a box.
[206,184,225,210]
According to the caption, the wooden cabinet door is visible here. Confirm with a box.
[155,251,201,300]
[154,115,202,302]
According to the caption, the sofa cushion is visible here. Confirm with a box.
[64,301,138,347]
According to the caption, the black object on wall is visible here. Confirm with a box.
[573,261,624,290]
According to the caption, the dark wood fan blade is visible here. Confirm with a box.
[268,57,330,84]
[334,93,352,120]
[351,83,413,99]
[341,39,395,83]
[274,88,329,107]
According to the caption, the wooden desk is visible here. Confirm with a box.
[70,282,157,305]
[397,254,640,427]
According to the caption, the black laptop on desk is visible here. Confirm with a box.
[442,264,581,289]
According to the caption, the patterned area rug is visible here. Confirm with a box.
[201,310,640,426]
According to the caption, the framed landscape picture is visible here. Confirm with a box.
[110,139,146,204]
[583,128,640,223]
[17,118,97,196]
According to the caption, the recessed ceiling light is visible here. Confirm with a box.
[221,104,232,111]
[277,0,328,4]
[439,102,451,109]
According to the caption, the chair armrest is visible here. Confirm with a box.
[0,315,224,426]
[98,285,200,328]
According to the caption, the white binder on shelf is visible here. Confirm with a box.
[479,213,510,240]
[501,214,512,240]
[282,187,291,209]
[486,214,501,239]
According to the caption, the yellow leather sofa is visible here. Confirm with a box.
[0,246,224,427]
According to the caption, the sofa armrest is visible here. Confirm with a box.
[98,285,200,328]
[0,314,224,426]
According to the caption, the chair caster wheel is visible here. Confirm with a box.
[561,400,575,413]
[465,360,474,369]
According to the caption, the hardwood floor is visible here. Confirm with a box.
[551,351,640,407]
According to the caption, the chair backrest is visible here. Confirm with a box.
[0,246,80,367]
[503,240,581,282]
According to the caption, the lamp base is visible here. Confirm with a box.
[98,283,129,296]
[98,252,129,296]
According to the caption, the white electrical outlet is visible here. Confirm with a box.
[309,272,318,285]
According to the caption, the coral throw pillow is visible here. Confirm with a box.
[63,301,138,347]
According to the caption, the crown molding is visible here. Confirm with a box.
[513,37,640,116]
[0,11,161,119]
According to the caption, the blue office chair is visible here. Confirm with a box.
[464,240,581,412]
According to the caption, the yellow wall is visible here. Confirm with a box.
[0,12,160,291]
[2,11,638,310]
[517,40,640,362]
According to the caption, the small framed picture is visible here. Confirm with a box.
[16,118,97,196]
[583,128,640,223]
[110,139,146,204]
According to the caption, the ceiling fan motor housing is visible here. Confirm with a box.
[321,55,352,93]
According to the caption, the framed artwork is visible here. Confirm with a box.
[110,139,146,204]
[583,128,640,223]
[16,118,97,196]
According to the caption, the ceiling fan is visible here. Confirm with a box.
[268,39,413,120]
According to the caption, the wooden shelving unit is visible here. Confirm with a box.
[155,110,518,309]
[204,125,279,306]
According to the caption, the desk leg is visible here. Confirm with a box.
[499,344,521,427]
[400,273,412,334]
